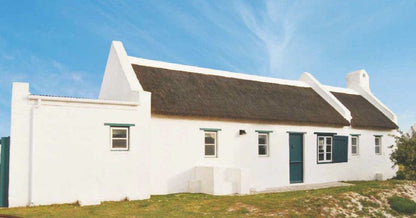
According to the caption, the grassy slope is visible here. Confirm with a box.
[1,180,415,217]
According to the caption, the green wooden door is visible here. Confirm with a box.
[0,137,10,207]
[289,133,303,184]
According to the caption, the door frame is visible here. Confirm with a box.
[288,132,305,184]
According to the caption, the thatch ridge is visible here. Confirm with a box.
[133,64,350,127]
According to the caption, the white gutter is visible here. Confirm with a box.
[28,95,139,106]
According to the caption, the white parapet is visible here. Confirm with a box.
[9,83,31,207]
[299,72,352,122]
[99,41,143,102]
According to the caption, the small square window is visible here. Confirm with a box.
[258,133,269,156]
[110,127,129,151]
[204,132,217,157]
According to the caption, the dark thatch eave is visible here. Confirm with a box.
[132,64,350,127]
[331,92,398,130]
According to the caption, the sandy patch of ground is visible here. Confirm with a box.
[323,182,416,217]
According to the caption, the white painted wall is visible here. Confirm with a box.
[150,116,397,195]
[9,83,152,207]
[7,41,398,207]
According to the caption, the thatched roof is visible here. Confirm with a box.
[132,64,350,127]
[331,92,398,129]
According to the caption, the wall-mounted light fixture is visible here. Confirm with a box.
[239,130,246,135]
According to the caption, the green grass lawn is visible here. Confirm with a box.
[1,180,415,217]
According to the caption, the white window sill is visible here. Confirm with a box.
[111,147,129,151]
[258,155,269,157]
[318,160,332,164]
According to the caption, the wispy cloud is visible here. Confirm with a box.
[0,50,99,98]
[0,47,100,136]
[58,1,186,63]
[234,1,302,77]
[56,1,269,74]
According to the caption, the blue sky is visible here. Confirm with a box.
[0,1,415,136]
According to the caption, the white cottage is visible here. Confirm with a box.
[6,41,398,207]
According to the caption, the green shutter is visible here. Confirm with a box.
[333,135,348,163]
[0,137,10,207]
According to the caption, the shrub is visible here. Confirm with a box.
[388,196,416,214]
[394,169,406,180]
[390,128,416,180]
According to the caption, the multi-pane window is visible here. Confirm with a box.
[258,133,269,156]
[318,136,332,162]
[375,136,382,155]
[351,136,359,155]
[111,127,129,150]
[204,131,217,157]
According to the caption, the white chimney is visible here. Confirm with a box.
[346,69,370,92]
[345,69,398,124]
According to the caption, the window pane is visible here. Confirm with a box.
[326,137,332,145]
[318,137,324,146]
[352,146,357,154]
[319,153,324,161]
[326,153,331,160]
[205,133,215,144]
[352,137,357,145]
[375,146,380,154]
[112,129,127,138]
[375,137,380,145]
[112,139,127,148]
[326,145,331,152]
[205,145,215,156]
[258,135,267,144]
[318,145,324,153]
[259,145,267,155]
